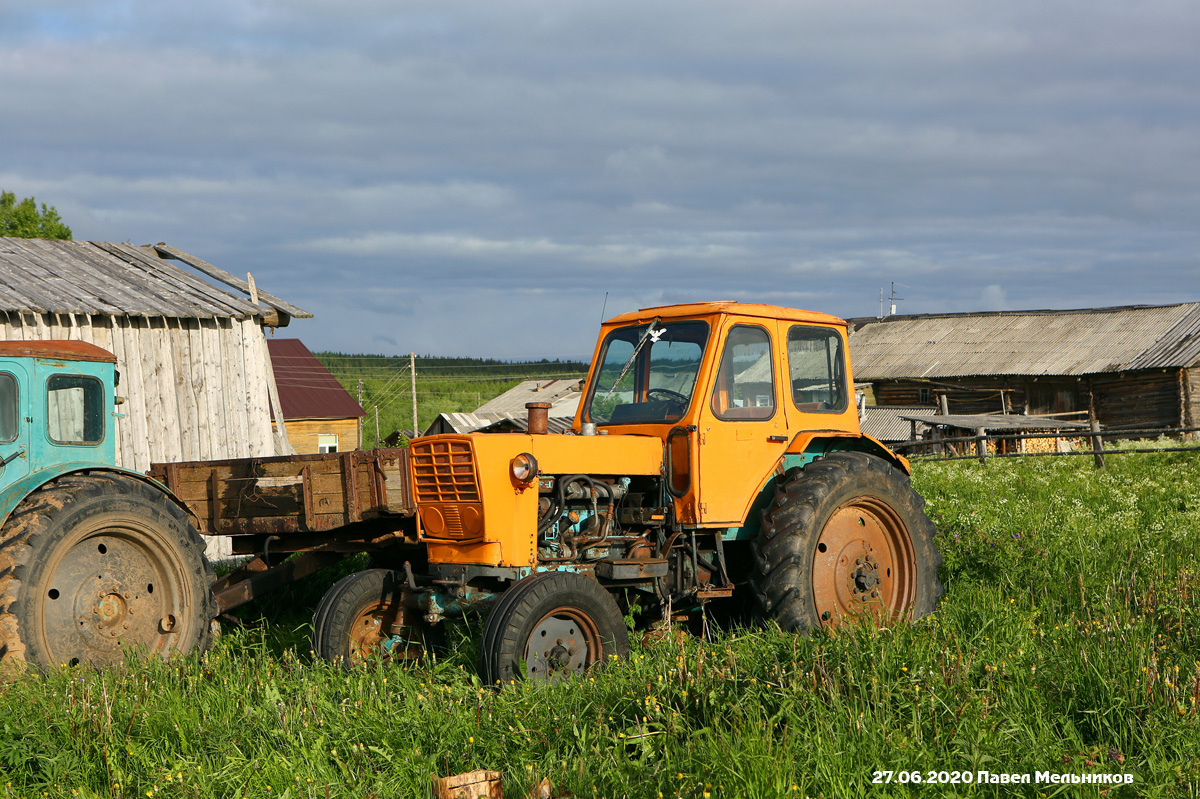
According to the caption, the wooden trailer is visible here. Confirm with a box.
[150,449,419,614]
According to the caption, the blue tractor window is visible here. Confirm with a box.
[47,375,104,445]
[0,373,16,443]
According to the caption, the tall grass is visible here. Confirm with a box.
[1,454,1198,797]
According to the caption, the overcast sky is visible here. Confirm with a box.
[2,1,1198,359]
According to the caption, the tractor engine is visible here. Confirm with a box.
[535,474,648,563]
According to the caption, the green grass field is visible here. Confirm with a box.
[1,452,1198,798]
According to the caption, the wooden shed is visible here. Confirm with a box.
[267,339,365,454]
[0,237,312,472]
[848,302,1200,432]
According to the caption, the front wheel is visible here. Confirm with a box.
[311,569,440,666]
[478,571,629,686]
[751,452,942,631]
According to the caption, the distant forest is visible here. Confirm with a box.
[315,353,588,444]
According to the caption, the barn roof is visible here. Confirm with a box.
[267,339,365,421]
[848,302,1200,380]
[424,412,512,435]
[422,411,574,436]
[0,238,310,321]
[475,378,584,417]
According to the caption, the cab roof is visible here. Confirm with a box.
[0,341,117,363]
[603,301,846,328]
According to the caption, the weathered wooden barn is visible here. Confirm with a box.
[0,237,311,472]
[848,302,1200,431]
[267,338,364,454]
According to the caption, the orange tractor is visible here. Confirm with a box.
[311,301,943,683]
[0,302,940,676]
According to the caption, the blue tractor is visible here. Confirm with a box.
[0,341,214,670]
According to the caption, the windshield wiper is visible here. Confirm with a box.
[599,317,662,405]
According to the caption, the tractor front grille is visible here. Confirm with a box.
[410,439,481,503]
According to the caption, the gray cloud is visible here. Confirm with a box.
[2,1,1198,358]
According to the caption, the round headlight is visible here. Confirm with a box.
[510,452,538,484]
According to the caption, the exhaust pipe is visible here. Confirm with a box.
[526,402,552,435]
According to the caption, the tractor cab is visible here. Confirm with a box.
[0,342,117,510]
[577,302,874,527]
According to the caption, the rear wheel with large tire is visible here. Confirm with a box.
[478,571,629,686]
[0,473,217,670]
[311,569,440,666]
[751,452,942,632]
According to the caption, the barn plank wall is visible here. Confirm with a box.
[872,370,1188,431]
[0,311,285,470]
[1088,370,1181,430]
[1186,368,1200,430]
[872,379,1026,416]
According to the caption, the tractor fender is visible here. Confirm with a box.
[728,433,911,540]
[785,431,911,474]
[0,464,195,533]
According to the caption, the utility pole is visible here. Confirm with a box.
[357,379,364,449]
[410,352,418,438]
[375,405,380,448]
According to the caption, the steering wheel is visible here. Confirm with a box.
[646,388,689,410]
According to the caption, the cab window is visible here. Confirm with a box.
[47,374,104,445]
[0,373,16,443]
[711,325,775,420]
[586,321,709,425]
[788,325,848,412]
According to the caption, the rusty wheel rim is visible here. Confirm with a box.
[346,600,424,664]
[810,496,916,628]
[39,523,190,667]
[523,607,602,682]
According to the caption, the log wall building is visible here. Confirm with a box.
[849,303,1200,432]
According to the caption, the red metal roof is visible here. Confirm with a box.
[0,341,117,363]
[267,339,365,421]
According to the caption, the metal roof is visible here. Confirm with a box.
[424,412,511,435]
[860,406,938,442]
[848,303,1200,380]
[267,339,365,421]
[0,238,309,320]
[475,378,584,417]
[476,415,575,435]
[422,411,574,436]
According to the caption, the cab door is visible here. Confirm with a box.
[0,360,31,489]
[694,322,788,525]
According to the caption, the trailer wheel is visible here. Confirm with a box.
[478,571,628,686]
[311,569,438,665]
[0,473,216,670]
[751,452,942,631]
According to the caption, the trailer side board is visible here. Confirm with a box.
[150,448,414,535]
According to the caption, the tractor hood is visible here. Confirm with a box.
[407,432,663,568]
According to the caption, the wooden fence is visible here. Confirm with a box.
[892,424,1200,468]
